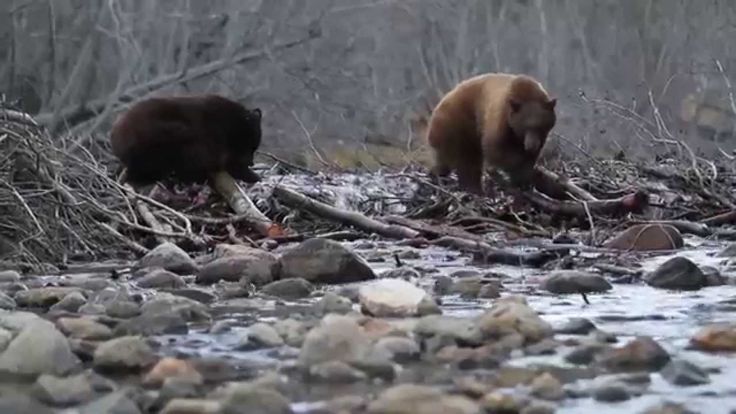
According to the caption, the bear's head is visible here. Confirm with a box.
[507,98,556,157]
[230,107,263,166]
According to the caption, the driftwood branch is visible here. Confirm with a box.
[522,188,649,217]
[534,165,597,201]
[272,185,420,239]
[210,171,279,238]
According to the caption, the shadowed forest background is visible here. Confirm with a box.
[2,0,736,169]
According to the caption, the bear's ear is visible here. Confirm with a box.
[546,98,557,110]
[252,108,262,119]
[509,98,522,113]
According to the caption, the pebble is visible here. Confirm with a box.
[359,278,435,317]
[93,335,157,372]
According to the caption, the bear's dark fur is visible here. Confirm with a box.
[426,73,557,194]
[110,94,262,185]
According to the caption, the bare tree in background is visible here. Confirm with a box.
[2,0,736,166]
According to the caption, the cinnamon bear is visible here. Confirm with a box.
[110,94,262,186]
[426,73,556,194]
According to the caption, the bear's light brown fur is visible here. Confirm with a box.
[426,73,557,194]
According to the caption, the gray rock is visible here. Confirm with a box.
[0,292,15,310]
[93,336,156,372]
[593,382,630,402]
[0,270,21,283]
[529,372,565,401]
[161,399,220,414]
[308,360,367,383]
[661,359,710,386]
[220,387,293,414]
[32,372,95,406]
[239,323,284,349]
[313,292,353,315]
[414,315,482,346]
[598,336,671,372]
[14,287,85,308]
[0,310,44,331]
[644,257,707,290]
[0,327,12,351]
[167,288,217,304]
[434,276,453,295]
[541,270,612,294]
[379,267,421,280]
[565,343,610,365]
[0,395,54,414]
[261,278,314,300]
[79,390,142,414]
[114,312,188,336]
[0,319,80,377]
[140,293,211,322]
[556,317,597,335]
[49,291,87,313]
[717,243,736,257]
[57,317,113,340]
[272,319,311,347]
[299,314,371,367]
[276,238,376,284]
[476,296,553,344]
[137,269,186,289]
[371,337,421,362]
[641,401,697,414]
[366,384,480,414]
[138,242,198,275]
[79,303,107,315]
[106,300,141,319]
[520,403,556,414]
[197,253,277,286]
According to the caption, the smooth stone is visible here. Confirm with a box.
[137,242,198,275]
[276,238,376,284]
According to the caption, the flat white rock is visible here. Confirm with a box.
[359,279,429,317]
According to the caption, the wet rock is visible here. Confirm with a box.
[529,372,565,401]
[593,382,630,402]
[479,391,523,413]
[661,359,709,386]
[0,327,12,351]
[272,319,311,347]
[49,291,87,313]
[380,266,421,280]
[140,293,211,322]
[276,238,376,284]
[57,317,113,340]
[153,378,204,410]
[261,278,314,300]
[93,336,156,372]
[449,277,484,298]
[476,296,552,344]
[349,358,396,381]
[372,336,421,362]
[643,257,707,291]
[137,269,186,289]
[0,292,15,310]
[367,384,481,414]
[168,288,217,305]
[565,343,610,365]
[0,319,80,377]
[239,323,284,350]
[642,401,697,414]
[308,360,367,383]
[434,276,453,295]
[556,317,597,335]
[143,357,203,388]
[702,266,726,286]
[525,338,560,356]
[717,243,736,257]
[32,372,95,406]
[114,312,188,336]
[196,253,276,286]
[106,300,141,319]
[313,292,353,315]
[213,243,273,259]
[220,387,293,414]
[0,270,21,282]
[79,390,142,414]
[14,286,85,308]
[603,223,683,251]
[478,283,501,299]
[161,399,221,414]
[414,315,482,346]
[79,303,107,315]
[138,242,198,275]
[690,323,736,352]
[0,394,54,414]
[541,270,612,294]
[359,279,435,317]
[598,336,670,372]
[299,314,371,367]
[521,403,556,414]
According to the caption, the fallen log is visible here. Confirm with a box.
[522,188,649,217]
[534,166,598,201]
[700,210,736,227]
[431,236,565,267]
[210,171,283,238]
[272,185,419,239]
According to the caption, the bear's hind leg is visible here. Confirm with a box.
[456,159,483,195]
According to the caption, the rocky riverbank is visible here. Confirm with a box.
[0,235,734,414]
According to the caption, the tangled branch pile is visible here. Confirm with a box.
[2,103,736,271]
